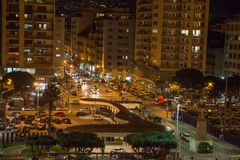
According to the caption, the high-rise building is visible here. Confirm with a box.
[135,0,209,80]
[0,0,2,69]
[224,14,240,76]
[1,0,64,81]
[86,8,135,80]
[54,16,65,77]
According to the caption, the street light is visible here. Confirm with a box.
[34,82,40,116]
[175,103,181,160]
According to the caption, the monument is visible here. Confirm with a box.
[189,110,213,153]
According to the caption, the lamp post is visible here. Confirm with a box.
[175,103,181,160]
[34,82,40,116]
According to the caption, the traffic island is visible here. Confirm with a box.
[190,111,213,153]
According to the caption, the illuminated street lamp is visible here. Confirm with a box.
[34,82,40,115]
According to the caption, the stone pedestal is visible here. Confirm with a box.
[189,111,213,153]
[190,136,213,152]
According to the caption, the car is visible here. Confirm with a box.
[47,153,66,159]
[82,80,87,84]
[52,118,62,124]
[24,120,32,124]
[180,132,191,142]
[104,83,110,87]
[22,126,30,133]
[76,112,88,117]
[28,123,37,130]
[93,115,104,121]
[56,107,68,111]
[10,112,21,117]
[11,118,21,124]
[17,115,25,121]
[61,118,71,124]
[54,112,65,117]
[26,115,35,121]
[105,89,112,93]
[37,123,46,130]
[23,106,35,111]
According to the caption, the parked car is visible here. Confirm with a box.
[52,118,62,124]
[37,123,46,130]
[76,112,88,117]
[62,118,71,124]
[54,112,65,117]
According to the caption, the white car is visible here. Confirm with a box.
[56,107,68,111]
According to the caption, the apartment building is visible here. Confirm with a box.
[87,9,135,80]
[1,0,64,81]
[70,11,95,59]
[54,16,65,77]
[135,0,209,80]
[0,0,2,68]
[224,14,240,76]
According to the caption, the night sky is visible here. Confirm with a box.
[210,0,240,15]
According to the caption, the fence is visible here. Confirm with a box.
[0,131,48,143]
[182,112,240,148]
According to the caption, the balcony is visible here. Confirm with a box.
[34,17,54,22]
[25,0,54,4]
[6,16,19,21]
[24,9,33,14]
[7,8,19,12]
[34,9,54,14]
[34,44,53,48]
[7,25,19,30]
[34,35,53,40]
[138,0,152,6]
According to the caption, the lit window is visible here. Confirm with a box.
[181,29,189,36]
[16,14,19,17]
[193,30,201,36]
[192,46,200,53]
[152,29,158,33]
[56,47,59,51]
[24,23,33,29]
[125,56,128,60]
[43,24,47,30]
[24,48,31,53]
[56,54,61,57]
[27,57,32,61]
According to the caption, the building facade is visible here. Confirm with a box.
[54,16,65,77]
[0,0,2,69]
[224,15,240,76]
[86,9,135,80]
[1,0,64,81]
[135,0,209,80]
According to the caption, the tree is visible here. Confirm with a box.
[203,75,223,98]
[25,135,57,159]
[125,131,177,160]
[58,132,104,160]
[174,68,203,89]
[227,75,240,98]
[57,132,75,159]
[42,81,61,135]
[0,78,14,98]
[3,71,35,92]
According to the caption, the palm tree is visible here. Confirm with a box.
[42,81,61,135]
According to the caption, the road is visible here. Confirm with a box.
[143,102,240,160]
[64,75,240,159]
